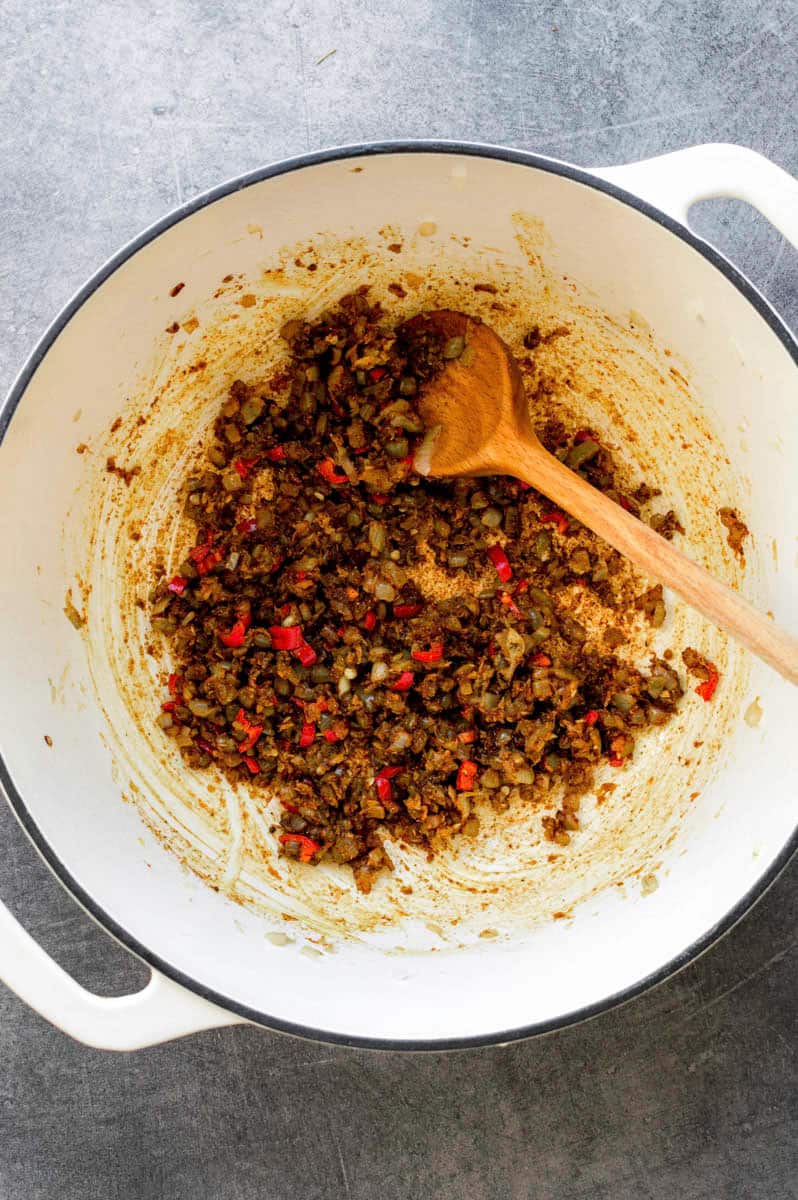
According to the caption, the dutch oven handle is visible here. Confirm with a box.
[592,142,798,250]
[0,898,245,1049]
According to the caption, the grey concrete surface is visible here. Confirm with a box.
[0,2,796,1198]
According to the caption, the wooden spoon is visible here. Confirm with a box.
[409,310,798,686]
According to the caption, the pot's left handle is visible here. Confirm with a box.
[0,898,246,1050]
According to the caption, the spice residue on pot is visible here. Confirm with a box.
[79,221,748,943]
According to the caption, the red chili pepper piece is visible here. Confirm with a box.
[531,652,552,667]
[540,510,569,535]
[242,755,260,774]
[574,430,595,443]
[189,537,212,564]
[168,673,183,698]
[264,445,287,462]
[220,620,247,648]
[269,625,303,650]
[584,709,599,726]
[517,481,532,492]
[317,457,349,486]
[270,554,285,574]
[161,701,177,713]
[323,728,345,744]
[374,765,401,805]
[500,592,522,617]
[374,777,392,805]
[233,456,259,479]
[293,638,317,667]
[391,671,415,691]
[619,496,632,512]
[167,575,188,595]
[189,531,216,562]
[458,729,477,743]
[393,603,423,619]
[456,760,478,791]
[374,776,393,805]
[514,579,530,595]
[695,667,719,702]
[368,366,387,381]
[487,544,513,583]
[371,493,390,505]
[219,611,251,648]
[236,518,257,535]
[238,727,264,754]
[199,549,223,575]
[190,534,224,575]
[411,641,444,663]
[279,833,321,863]
[609,756,625,768]
[234,708,264,753]
[298,721,316,747]
[197,739,216,757]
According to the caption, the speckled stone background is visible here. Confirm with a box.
[0,3,796,1198]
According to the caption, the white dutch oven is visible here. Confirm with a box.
[0,142,796,1051]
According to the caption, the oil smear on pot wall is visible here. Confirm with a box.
[65,215,749,954]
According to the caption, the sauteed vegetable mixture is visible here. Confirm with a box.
[149,291,706,892]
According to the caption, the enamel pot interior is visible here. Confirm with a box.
[0,147,795,1047]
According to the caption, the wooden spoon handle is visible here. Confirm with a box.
[510,440,798,685]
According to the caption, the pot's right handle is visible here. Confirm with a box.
[0,896,246,1050]
[592,143,798,250]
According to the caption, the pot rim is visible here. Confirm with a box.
[1,138,796,1051]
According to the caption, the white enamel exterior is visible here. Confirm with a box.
[0,143,796,1050]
